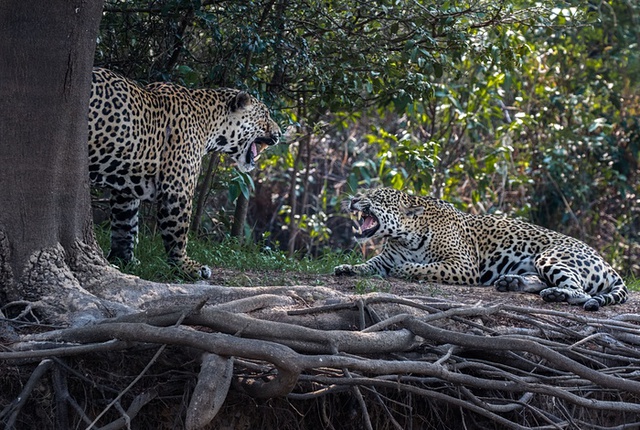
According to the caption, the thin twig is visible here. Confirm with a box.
[344,368,373,430]
[3,359,53,429]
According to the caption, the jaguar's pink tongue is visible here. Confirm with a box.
[361,216,376,230]
[251,142,258,158]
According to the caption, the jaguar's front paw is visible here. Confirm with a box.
[198,264,212,279]
[173,257,212,280]
[334,264,357,276]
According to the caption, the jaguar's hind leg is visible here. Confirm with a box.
[539,287,593,306]
[534,251,598,310]
[108,191,140,264]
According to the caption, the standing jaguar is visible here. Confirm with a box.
[334,188,628,311]
[88,68,281,278]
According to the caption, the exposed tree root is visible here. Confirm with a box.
[186,353,233,430]
[2,287,640,429]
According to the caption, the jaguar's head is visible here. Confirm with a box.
[212,90,281,173]
[343,188,425,242]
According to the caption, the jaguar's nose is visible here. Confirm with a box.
[341,198,356,212]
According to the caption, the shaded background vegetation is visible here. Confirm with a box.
[93,0,640,278]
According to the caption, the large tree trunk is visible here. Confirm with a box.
[0,0,239,326]
[0,0,101,269]
[0,0,109,319]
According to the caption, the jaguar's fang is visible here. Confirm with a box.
[348,207,379,240]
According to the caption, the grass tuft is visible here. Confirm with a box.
[626,276,640,292]
[94,224,364,282]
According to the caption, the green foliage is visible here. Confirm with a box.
[97,0,545,114]
[228,172,254,204]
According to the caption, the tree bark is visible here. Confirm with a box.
[0,0,105,310]
[191,153,220,234]
[231,193,250,240]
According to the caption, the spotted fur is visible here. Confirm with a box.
[88,68,281,278]
[334,188,628,311]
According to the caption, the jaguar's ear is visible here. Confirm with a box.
[403,205,424,217]
[229,91,252,112]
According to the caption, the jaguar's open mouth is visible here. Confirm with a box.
[351,209,379,239]
[246,135,279,166]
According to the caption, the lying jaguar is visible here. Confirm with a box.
[334,188,628,311]
[88,68,281,278]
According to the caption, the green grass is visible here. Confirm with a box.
[353,277,392,294]
[627,276,640,292]
[94,223,364,282]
